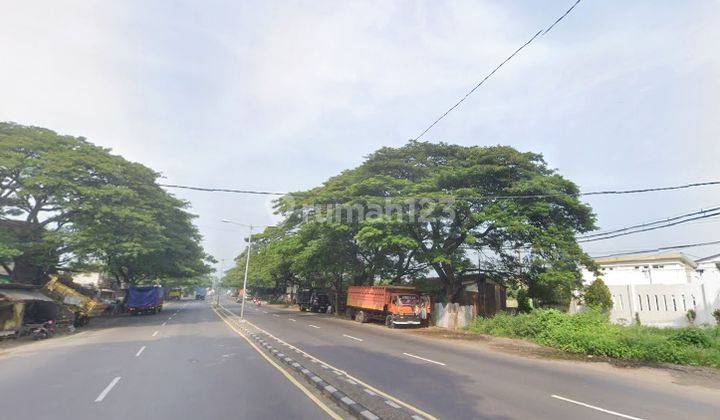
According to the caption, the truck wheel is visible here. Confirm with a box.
[300,306,306,312]
[385,315,394,328]
[356,311,366,323]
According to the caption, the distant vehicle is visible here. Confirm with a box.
[297,289,329,312]
[126,286,164,315]
[195,286,207,300]
[42,276,107,326]
[346,285,431,328]
[167,288,183,301]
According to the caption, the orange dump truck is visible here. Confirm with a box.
[346,285,431,328]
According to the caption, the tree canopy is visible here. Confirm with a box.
[229,141,596,306]
[0,122,213,285]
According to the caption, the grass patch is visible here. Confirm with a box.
[467,309,720,368]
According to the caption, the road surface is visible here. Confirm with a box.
[0,300,333,420]
[3,298,719,419]
[224,298,720,420]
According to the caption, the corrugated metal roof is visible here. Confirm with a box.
[0,289,54,302]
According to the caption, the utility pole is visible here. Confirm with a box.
[216,259,224,306]
[221,219,257,320]
[240,225,253,319]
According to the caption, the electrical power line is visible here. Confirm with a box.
[592,240,720,259]
[577,205,720,240]
[160,180,720,199]
[159,184,285,196]
[412,0,584,140]
[578,211,720,243]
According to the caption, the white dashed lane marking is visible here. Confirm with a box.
[551,395,645,420]
[402,352,445,366]
[343,334,363,342]
[95,377,121,402]
[135,346,146,357]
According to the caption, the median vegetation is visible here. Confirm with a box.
[467,309,720,368]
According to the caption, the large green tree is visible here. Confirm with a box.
[277,141,596,305]
[0,122,212,285]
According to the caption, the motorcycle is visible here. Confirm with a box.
[30,319,56,340]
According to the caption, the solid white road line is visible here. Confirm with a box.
[402,352,446,366]
[152,330,158,337]
[343,334,363,342]
[135,346,146,357]
[551,395,645,420]
[308,324,321,329]
[95,377,121,402]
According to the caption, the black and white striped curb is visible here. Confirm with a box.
[251,332,379,419]
[220,307,426,420]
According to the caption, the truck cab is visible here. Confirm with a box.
[297,289,330,313]
[385,293,431,327]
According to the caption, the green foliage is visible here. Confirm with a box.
[686,309,697,325]
[0,122,212,284]
[516,289,532,313]
[713,309,720,325]
[269,141,595,302]
[468,310,720,367]
[584,278,613,312]
[670,328,712,348]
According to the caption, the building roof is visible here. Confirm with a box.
[593,252,697,268]
[696,252,720,263]
[0,284,54,302]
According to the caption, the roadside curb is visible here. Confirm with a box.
[240,324,380,419]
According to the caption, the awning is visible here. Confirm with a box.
[0,289,55,302]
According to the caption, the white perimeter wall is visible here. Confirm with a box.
[607,282,720,327]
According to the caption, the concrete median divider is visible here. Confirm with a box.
[215,304,430,420]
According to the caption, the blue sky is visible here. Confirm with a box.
[1,0,718,266]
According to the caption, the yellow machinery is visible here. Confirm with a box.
[42,277,107,326]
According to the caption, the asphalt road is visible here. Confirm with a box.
[224,298,720,420]
[0,300,331,420]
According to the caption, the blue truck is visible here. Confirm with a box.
[126,286,164,315]
[195,286,207,301]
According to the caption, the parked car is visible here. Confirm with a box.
[346,285,431,328]
[126,286,164,315]
[195,286,207,300]
[297,289,330,312]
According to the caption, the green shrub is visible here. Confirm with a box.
[467,309,720,368]
[516,289,532,313]
[686,309,697,325]
[584,278,613,312]
[670,328,712,348]
[713,308,720,325]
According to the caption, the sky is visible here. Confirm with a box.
[1,0,719,268]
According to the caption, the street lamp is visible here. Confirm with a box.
[221,219,255,319]
[216,258,225,306]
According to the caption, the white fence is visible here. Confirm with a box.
[606,282,720,327]
[433,303,475,329]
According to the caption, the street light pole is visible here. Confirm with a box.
[240,225,253,319]
[216,259,224,306]
[221,219,257,320]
